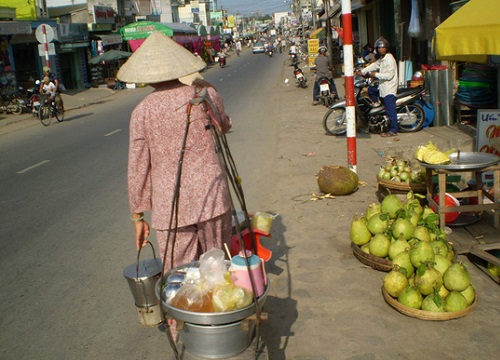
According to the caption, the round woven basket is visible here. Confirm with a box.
[377,177,427,193]
[382,287,477,321]
[351,242,392,272]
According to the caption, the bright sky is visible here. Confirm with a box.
[45,0,291,16]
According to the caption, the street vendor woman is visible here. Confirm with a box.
[118,31,233,271]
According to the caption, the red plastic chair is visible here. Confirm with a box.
[229,228,272,262]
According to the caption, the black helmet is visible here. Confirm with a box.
[375,37,389,49]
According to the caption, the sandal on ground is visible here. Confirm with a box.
[381,131,398,137]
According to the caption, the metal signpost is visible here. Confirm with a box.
[35,24,55,68]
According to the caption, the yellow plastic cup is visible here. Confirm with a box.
[251,212,276,234]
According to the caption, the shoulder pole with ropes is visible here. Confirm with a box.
[159,84,264,359]
[199,86,265,359]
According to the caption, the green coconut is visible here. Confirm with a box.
[317,165,359,195]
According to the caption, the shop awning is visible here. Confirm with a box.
[94,34,123,46]
[434,0,500,63]
[309,27,326,39]
[161,23,198,35]
[119,21,173,41]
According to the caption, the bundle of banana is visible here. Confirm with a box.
[415,141,455,165]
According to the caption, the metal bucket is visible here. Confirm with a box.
[123,241,162,308]
[135,303,163,327]
[180,320,256,359]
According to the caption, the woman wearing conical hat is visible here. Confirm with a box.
[120,32,232,271]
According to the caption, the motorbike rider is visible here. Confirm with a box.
[40,66,64,111]
[40,76,57,113]
[235,39,242,56]
[357,37,398,137]
[312,46,338,106]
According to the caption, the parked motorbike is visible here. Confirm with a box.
[16,81,41,115]
[317,77,337,107]
[293,64,307,88]
[323,75,427,135]
[0,93,23,115]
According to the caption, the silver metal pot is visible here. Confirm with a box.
[123,241,162,308]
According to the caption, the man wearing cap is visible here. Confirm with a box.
[40,66,64,110]
[357,37,398,137]
[120,32,233,272]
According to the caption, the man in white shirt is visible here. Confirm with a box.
[358,37,398,137]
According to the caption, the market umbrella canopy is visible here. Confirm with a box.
[89,50,132,64]
[119,21,174,40]
[434,0,500,63]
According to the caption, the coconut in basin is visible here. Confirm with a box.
[383,267,409,297]
[369,233,391,258]
[410,241,435,268]
[398,285,423,309]
[350,216,372,246]
[443,262,471,292]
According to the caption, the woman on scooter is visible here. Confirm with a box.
[357,37,398,137]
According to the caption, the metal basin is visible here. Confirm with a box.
[155,261,269,325]
[419,151,500,170]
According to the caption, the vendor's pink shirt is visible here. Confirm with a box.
[128,82,232,230]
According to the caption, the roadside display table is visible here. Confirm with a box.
[421,152,500,271]
[421,152,500,229]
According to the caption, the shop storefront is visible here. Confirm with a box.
[55,23,89,90]
[0,20,32,95]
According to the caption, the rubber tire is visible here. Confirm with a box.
[55,106,64,122]
[398,103,425,132]
[11,100,23,115]
[38,104,51,126]
[323,107,347,135]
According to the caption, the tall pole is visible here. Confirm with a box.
[341,0,356,173]
[42,24,50,68]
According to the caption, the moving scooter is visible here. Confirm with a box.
[317,78,337,107]
[218,53,226,67]
[293,64,307,88]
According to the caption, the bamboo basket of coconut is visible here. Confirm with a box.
[382,287,477,320]
[376,158,427,194]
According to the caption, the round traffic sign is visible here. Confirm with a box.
[35,24,55,43]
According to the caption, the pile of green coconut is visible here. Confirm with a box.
[351,192,476,313]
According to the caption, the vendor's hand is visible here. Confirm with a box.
[369,72,377,78]
[134,220,150,250]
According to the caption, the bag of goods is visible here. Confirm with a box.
[169,283,214,313]
[212,273,253,312]
[199,248,227,289]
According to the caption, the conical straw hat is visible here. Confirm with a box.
[117,31,206,84]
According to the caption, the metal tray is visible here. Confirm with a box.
[156,261,269,325]
[419,152,500,170]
